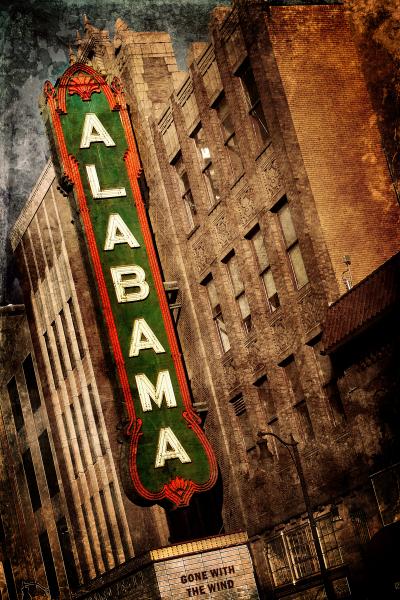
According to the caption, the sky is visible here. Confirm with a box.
[0,0,229,302]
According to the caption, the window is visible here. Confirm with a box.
[68,298,85,359]
[3,558,18,600]
[7,377,24,431]
[266,518,343,589]
[204,277,231,352]
[283,356,314,440]
[215,95,243,179]
[266,535,292,587]
[286,524,319,579]
[175,156,196,231]
[249,226,280,312]
[39,531,60,598]
[325,381,346,427]
[277,201,308,289]
[192,126,221,206]
[226,253,252,334]
[22,449,41,512]
[22,354,41,412]
[39,430,60,498]
[229,394,254,450]
[238,60,268,148]
[318,515,343,568]
[56,517,79,589]
[295,400,314,440]
[254,375,275,421]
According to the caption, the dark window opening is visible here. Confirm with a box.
[39,430,60,498]
[39,531,60,598]
[225,252,252,334]
[7,377,24,431]
[22,449,41,512]
[204,276,231,353]
[277,201,308,289]
[22,354,41,412]
[215,94,243,179]
[248,225,280,312]
[56,516,79,589]
[3,558,17,600]
[238,60,269,147]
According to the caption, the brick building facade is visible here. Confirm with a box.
[1,1,399,599]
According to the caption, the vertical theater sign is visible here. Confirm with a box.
[43,64,217,508]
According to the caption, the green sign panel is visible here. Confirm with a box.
[43,64,217,507]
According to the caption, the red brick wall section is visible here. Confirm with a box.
[267,6,400,289]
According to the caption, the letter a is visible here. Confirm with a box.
[129,318,165,356]
[104,214,140,251]
[155,427,191,468]
[80,113,116,148]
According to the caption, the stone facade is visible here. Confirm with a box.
[2,1,400,599]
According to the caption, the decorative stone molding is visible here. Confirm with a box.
[213,211,233,251]
[192,235,212,274]
[222,355,240,391]
[298,287,325,334]
[10,160,55,250]
[270,314,293,356]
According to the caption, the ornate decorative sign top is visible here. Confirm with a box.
[43,63,217,507]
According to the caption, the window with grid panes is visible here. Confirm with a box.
[238,60,269,148]
[265,516,343,588]
[226,252,252,334]
[192,125,221,206]
[286,524,319,579]
[265,535,292,587]
[249,226,280,312]
[215,94,243,180]
[318,515,343,568]
[204,277,231,353]
[277,201,308,289]
[174,156,196,231]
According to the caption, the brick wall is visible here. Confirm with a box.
[266,5,400,290]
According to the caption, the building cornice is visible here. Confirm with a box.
[10,159,55,251]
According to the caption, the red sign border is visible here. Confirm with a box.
[44,63,218,507]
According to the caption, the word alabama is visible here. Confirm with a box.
[43,63,217,506]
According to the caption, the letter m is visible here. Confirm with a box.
[135,370,177,412]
